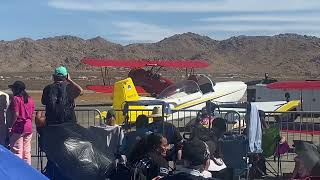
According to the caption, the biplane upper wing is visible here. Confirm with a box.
[86,85,145,93]
[146,60,209,68]
[82,58,209,68]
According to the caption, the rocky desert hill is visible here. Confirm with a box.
[1,32,320,79]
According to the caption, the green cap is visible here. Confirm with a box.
[54,66,68,76]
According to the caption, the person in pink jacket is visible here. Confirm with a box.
[8,81,35,165]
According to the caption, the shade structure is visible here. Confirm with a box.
[266,81,320,110]
[0,145,48,180]
[266,81,320,90]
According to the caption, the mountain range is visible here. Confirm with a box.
[1,32,320,79]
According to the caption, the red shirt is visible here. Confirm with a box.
[11,96,35,134]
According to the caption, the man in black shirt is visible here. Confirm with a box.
[41,66,83,125]
[39,66,83,180]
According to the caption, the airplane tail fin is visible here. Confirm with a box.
[112,78,141,124]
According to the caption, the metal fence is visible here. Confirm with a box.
[31,107,320,175]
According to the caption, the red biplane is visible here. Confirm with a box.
[82,58,209,95]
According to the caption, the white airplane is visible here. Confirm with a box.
[111,75,299,124]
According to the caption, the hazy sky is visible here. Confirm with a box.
[1,0,320,44]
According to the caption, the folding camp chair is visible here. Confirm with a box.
[261,126,282,177]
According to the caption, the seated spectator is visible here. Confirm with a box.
[129,133,170,180]
[291,155,310,179]
[291,141,320,179]
[164,138,213,180]
[120,115,150,156]
[190,117,226,151]
[147,107,183,161]
[205,141,231,180]
[148,107,182,144]
[105,109,116,126]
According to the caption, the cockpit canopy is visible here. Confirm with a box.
[158,80,200,99]
[197,75,215,94]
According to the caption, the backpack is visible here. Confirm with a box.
[46,82,75,125]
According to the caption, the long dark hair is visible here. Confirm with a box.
[128,133,164,163]
[13,88,29,103]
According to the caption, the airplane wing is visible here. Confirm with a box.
[86,85,146,93]
[82,58,209,68]
[147,60,209,68]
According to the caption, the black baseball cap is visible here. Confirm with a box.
[8,81,26,90]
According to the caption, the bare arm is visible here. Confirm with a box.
[9,111,18,131]
[35,111,46,128]
[41,86,49,105]
[67,73,84,98]
[9,97,19,131]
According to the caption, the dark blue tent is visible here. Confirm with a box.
[0,145,48,180]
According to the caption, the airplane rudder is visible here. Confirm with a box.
[112,78,139,124]
[124,78,139,101]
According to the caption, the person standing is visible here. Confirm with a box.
[41,66,83,125]
[147,107,183,163]
[39,66,83,180]
[147,107,182,147]
[8,81,35,165]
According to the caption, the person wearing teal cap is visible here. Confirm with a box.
[54,66,68,76]
[40,65,83,125]
[38,65,84,179]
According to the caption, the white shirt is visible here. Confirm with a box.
[0,91,10,123]
[208,158,227,172]
[180,168,212,178]
[0,91,10,145]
